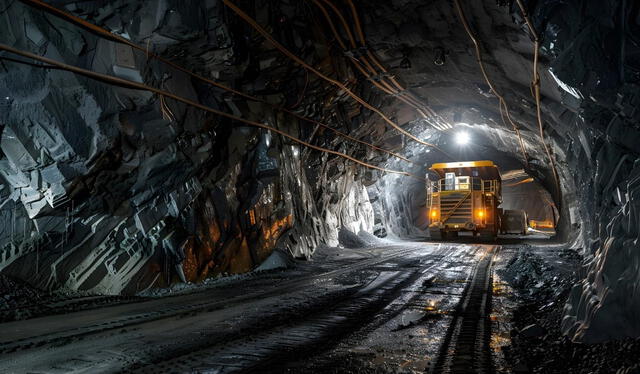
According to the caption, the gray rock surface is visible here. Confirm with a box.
[0,1,375,294]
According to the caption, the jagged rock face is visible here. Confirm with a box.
[0,0,374,294]
[0,0,639,343]
[523,0,640,343]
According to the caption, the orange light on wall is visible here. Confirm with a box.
[476,209,485,218]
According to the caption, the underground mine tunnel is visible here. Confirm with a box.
[0,0,639,372]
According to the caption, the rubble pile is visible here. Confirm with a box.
[0,274,46,321]
[337,227,384,249]
[254,248,296,272]
[510,311,640,374]
[501,247,640,374]
[501,247,579,301]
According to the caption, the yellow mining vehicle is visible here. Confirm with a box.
[427,160,501,241]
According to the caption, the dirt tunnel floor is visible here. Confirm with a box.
[2,239,636,374]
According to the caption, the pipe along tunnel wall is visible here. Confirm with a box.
[0,0,639,344]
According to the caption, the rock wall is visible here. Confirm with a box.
[0,0,374,294]
[507,0,640,342]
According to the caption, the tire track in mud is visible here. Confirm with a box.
[128,266,426,373]
[0,245,434,355]
[126,245,465,373]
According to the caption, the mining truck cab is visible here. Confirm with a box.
[427,160,502,241]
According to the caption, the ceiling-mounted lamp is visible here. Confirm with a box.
[455,131,471,145]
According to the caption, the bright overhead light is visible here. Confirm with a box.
[455,131,470,145]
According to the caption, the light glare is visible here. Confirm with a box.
[455,131,470,145]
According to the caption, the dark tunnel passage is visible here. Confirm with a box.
[0,0,639,373]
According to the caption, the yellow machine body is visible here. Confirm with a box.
[427,160,502,240]
[528,220,554,229]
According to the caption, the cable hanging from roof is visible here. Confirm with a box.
[222,0,450,157]
[317,0,426,111]
[514,0,562,208]
[18,0,418,166]
[310,0,449,130]
[343,0,451,130]
[452,0,530,168]
[0,43,427,182]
